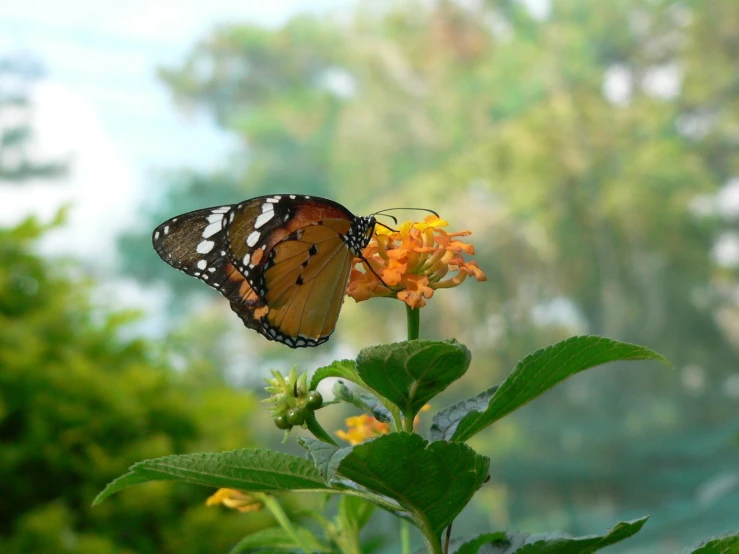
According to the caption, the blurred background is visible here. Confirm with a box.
[1,0,738,552]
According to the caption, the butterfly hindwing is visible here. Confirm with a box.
[259,219,355,346]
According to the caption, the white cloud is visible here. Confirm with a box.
[0,81,139,266]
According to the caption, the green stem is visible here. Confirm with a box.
[305,411,338,446]
[403,413,415,433]
[256,494,308,551]
[406,305,420,341]
[401,519,411,554]
[401,304,422,552]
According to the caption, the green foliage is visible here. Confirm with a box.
[453,517,648,554]
[0,218,261,553]
[689,533,739,553]
[331,433,489,539]
[310,360,362,390]
[94,449,329,506]
[356,339,471,423]
[332,380,393,424]
[99,337,671,553]
[431,336,668,442]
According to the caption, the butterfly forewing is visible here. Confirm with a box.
[225,196,297,296]
[152,205,268,332]
[152,205,234,291]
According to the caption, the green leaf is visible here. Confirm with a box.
[229,526,331,553]
[430,386,498,442]
[435,336,668,443]
[93,449,329,505]
[300,437,352,482]
[356,340,471,421]
[450,532,512,554]
[689,532,739,553]
[310,359,363,390]
[336,432,489,539]
[333,380,393,423]
[453,517,648,553]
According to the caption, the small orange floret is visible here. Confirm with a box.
[347,214,486,308]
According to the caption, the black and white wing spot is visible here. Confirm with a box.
[152,205,235,294]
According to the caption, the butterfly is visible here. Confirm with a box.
[152,194,376,348]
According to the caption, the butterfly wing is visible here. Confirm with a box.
[258,219,355,347]
[154,194,371,348]
[226,196,361,347]
[152,204,267,332]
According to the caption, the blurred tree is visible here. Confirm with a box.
[0,52,67,183]
[119,0,739,551]
[0,217,271,553]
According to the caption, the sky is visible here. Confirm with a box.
[0,0,354,266]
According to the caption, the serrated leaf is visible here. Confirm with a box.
[228,526,330,553]
[453,517,647,553]
[448,532,514,554]
[333,380,393,423]
[94,449,329,505]
[300,437,352,482]
[310,359,363,390]
[430,386,498,442]
[336,432,489,538]
[689,532,739,553]
[356,339,471,420]
[440,336,667,443]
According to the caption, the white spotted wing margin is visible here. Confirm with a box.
[152,201,279,337]
[152,204,238,296]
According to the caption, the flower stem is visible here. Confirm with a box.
[401,518,411,554]
[401,304,422,554]
[406,305,420,341]
[256,494,308,551]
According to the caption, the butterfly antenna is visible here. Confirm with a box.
[372,207,440,218]
[375,213,398,225]
[375,219,398,233]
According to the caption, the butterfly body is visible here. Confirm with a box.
[153,194,375,348]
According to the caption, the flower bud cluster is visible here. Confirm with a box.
[263,366,323,430]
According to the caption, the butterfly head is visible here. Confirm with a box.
[347,215,376,256]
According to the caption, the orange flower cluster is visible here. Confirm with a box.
[336,406,432,445]
[206,488,263,512]
[347,215,486,309]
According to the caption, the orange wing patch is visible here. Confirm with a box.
[262,219,354,341]
[224,262,269,320]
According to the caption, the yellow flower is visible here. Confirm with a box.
[206,489,263,513]
[347,215,486,308]
[336,405,433,444]
[336,414,390,445]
